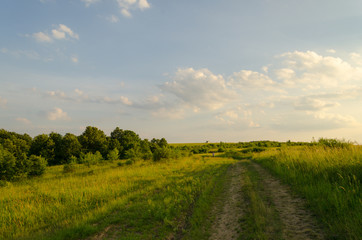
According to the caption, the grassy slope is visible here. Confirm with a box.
[253,146,362,240]
[0,156,236,240]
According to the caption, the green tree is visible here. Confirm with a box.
[79,126,108,155]
[140,139,153,160]
[0,147,16,181]
[110,127,140,158]
[28,155,47,176]
[29,134,55,161]
[60,133,82,164]
[49,132,63,165]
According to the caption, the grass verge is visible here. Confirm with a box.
[254,146,362,240]
[238,160,282,240]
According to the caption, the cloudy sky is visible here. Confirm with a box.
[1,0,362,143]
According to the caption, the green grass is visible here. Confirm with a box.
[253,145,362,240]
[238,160,282,240]
[0,156,236,239]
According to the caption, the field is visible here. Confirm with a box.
[1,143,361,239]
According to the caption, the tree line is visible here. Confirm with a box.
[0,126,173,181]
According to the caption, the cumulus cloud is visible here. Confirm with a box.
[311,112,357,125]
[0,96,7,108]
[44,88,133,106]
[215,106,260,128]
[152,107,185,119]
[33,32,53,43]
[117,0,151,17]
[161,68,235,111]
[80,0,151,18]
[16,117,31,125]
[228,70,281,92]
[277,50,362,89]
[47,108,70,121]
[32,24,79,43]
[81,0,100,7]
[294,97,340,111]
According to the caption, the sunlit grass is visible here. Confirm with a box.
[254,145,362,239]
[0,156,236,239]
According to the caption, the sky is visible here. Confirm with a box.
[1,0,362,143]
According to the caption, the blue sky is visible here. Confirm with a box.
[1,0,362,143]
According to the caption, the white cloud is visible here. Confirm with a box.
[228,70,280,91]
[0,96,7,108]
[120,96,132,105]
[138,0,150,10]
[33,32,53,42]
[117,0,150,17]
[121,8,132,17]
[58,24,79,40]
[81,0,100,7]
[311,112,357,125]
[294,97,339,111]
[277,50,362,89]
[16,117,31,125]
[33,24,79,43]
[52,29,66,39]
[161,68,235,111]
[44,88,133,106]
[152,108,185,119]
[47,107,70,121]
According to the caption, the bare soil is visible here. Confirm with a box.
[209,162,244,240]
[251,162,325,240]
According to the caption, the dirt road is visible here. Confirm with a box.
[209,162,245,240]
[209,160,325,240]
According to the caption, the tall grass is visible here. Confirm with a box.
[0,156,235,239]
[254,145,362,239]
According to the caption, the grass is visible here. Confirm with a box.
[238,160,282,240]
[253,145,362,240]
[0,156,236,240]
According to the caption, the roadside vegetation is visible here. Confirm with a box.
[0,155,235,239]
[252,140,361,239]
[1,129,361,239]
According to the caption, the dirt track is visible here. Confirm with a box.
[209,162,244,240]
[251,162,325,240]
[209,161,325,240]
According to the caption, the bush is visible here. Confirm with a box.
[153,147,171,161]
[0,148,16,181]
[125,159,134,165]
[107,148,119,161]
[63,157,77,173]
[82,151,103,166]
[28,155,47,176]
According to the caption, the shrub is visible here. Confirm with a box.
[82,151,103,166]
[153,147,171,161]
[63,157,77,173]
[0,147,16,181]
[125,159,133,165]
[107,148,119,161]
[28,155,47,176]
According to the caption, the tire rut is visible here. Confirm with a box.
[251,162,325,240]
[209,162,244,240]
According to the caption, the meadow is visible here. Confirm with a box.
[253,144,362,239]
[0,156,236,239]
[1,140,361,239]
